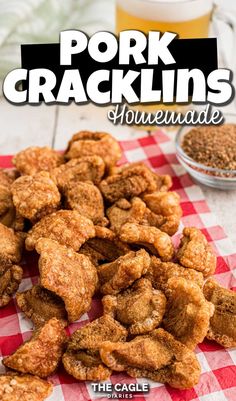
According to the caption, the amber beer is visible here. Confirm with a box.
[116,0,213,126]
[116,0,213,38]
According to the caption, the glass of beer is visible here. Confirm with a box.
[116,0,213,38]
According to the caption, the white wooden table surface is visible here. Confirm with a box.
[0,98,236,246]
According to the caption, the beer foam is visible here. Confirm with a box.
[117,0,212,22]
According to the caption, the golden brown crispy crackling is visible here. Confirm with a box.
[51,155,105,190]
[143,191,182,217]
[3,318,66,378]
[109,162,172,192]
[0,223,24,265]
[0,169,15,186]
[0,373,53,401]
[177,227,216,277]
[141,191,182,236]
[36,238,98,322]
[65,131,122,168]
[100,165,157,203]
[106,197,146,234]
[0,185,15,227]
[203,278,236,347]
[98,249,150,295]
[145,256,204,293]
[12,146,64,176]
[0,264,23,307]
[25,210,95,251]
[119,223,174,261]
[16,285,67,328]
[103,278,166,335]
[63,350,111,381]
[163,277,214,350]
[65,181,107,225]
[141,209,181,237]
[0,170,24,229]
[79,226,129,266]
[68,315,127,351]
[11,172,61,223]
[100,328,201,389]
[63,315,127,381]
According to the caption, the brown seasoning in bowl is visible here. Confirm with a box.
[181,124,236,174]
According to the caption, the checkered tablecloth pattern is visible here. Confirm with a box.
[0,131,236,401]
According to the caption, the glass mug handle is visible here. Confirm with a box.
[211,4,236,72]
[211,4,236,110]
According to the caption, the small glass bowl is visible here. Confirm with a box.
[175,113,236,190]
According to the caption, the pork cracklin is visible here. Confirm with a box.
[36,238,98,322]
[98,249,150,295]
[119,223,174,261]
[65,181,107,226]
[13,146,64,176]
[163,277,214,350]
[145,256,204,293]
[177,227,216,277]
[204,278,236,347]
[63,315,127,381]
[0,130,231,392]
[0,169,15,228]
[65,131,122,168]
[102,278,166,335]
[51,155,105,191]
[16,285,67,328]
[11,171,61,223]
[100,328,201,389]
[25,209,95,251]
[3,318,66,378]
[0,373,53,401]
[79,226,130,266]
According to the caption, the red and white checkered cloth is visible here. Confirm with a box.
[0,131,236,401]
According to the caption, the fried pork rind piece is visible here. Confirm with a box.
[68,315,127,351]
[100,328,201,389]
[106,197,146,234]
[51,155,105,191]
[25,210,95,252]
[36,238,98,322]
[119,223,174,262]
[65,181,107,225]
[103,278,166,335]
[3,318,66,377]
[0,185,15,227]
[16,285,67,328]
[98,249,150,295]
[79,226,129,267]
[141,209,181,237]
[0,169,23,229]
[177,227,216,277]
[145,256,204,293]
[100,165,157,203]
[203,278,236,347]
[63,315,127,381]
[63,350,112,381]
[65,131,122,168]
[109,162,172,193]
[12,146,64,176]
[0,373,53,401]
[0,264,23,307]
[142,191,182,236]
[11,172,61,223]
[0,223,24,265]
[163,277,214,350]
[0,169,15,186]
